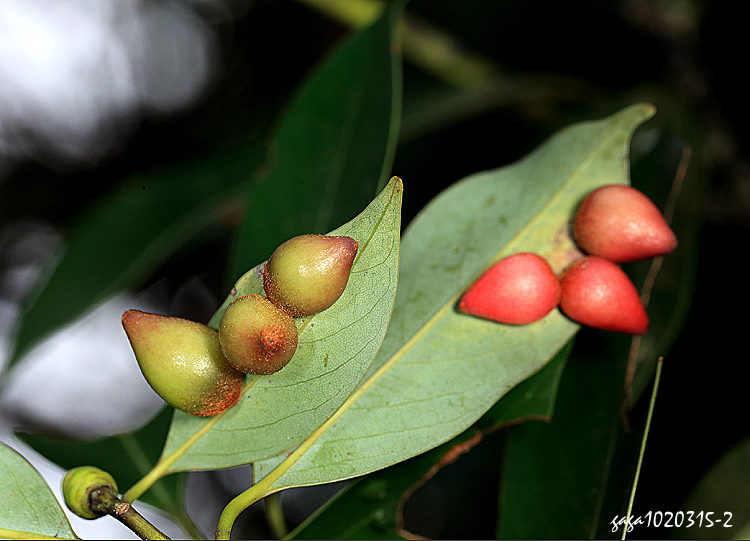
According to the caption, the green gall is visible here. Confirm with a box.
[263,234,358,316]
[218,294,299,374]
[122,310,243,416]
[62,466,118,520]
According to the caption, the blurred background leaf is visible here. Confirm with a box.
[288,429,482,540]
[678,434,750,540]
[497,331,644,539]
[229,0,403,280]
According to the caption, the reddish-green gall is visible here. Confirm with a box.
[573,184,677,263]
[122,310,243,416]
[559,256,649,334]
[263,234,358,317]
[218,294,299,375]
[459,253,560,325]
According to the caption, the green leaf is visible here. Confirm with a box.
[254,335,571,496]
[7,145,265,372]
[229,0,403,280]
[242,104,655,496]
[155,176,402,473]
[476,338,573,429]
[16,408,184,517]
[678,435,750,540]
[0,442,76,540]
[287,341,573,540]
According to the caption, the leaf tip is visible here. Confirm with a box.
[389,175,404,193]
[627,102,657,123]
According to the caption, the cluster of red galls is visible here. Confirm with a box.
[458,185,677,335]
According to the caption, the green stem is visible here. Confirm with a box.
[295,0,382,27]
[122,413,220,503]
[264,493,288,539]
[90,486,170,540]
[215,470,279,540]
[296,0,497,88]
[621,358,663,540]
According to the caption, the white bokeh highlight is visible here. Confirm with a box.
[0,0,216,162]
[0,294,166,437]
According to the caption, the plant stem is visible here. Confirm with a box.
[297,0,497,88]
[264,493,288,539]
[89,486,170,540]
[215,472,278,540]
[296,0,382,27]
[621,359,663,540]
[122,414,219,503]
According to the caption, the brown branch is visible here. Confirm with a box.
[394,430,484,540]
[621,146,692,430]
[89,486,171,541]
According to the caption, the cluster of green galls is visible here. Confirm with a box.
[122,234,358,417]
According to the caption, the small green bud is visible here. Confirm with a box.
[122,310,243,416]
[218,294,299,374]
[263,234,358,316]
[62,466,118,520]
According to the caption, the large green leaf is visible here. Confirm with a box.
[17,408,185,519]
[153,176,402,473]
[0,442,76,540]
[236,104,655,498]
[7,145,265,372]
[229,0,403,280]
[678,435,750,540]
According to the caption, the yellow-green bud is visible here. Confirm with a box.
[62,466,118,520]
